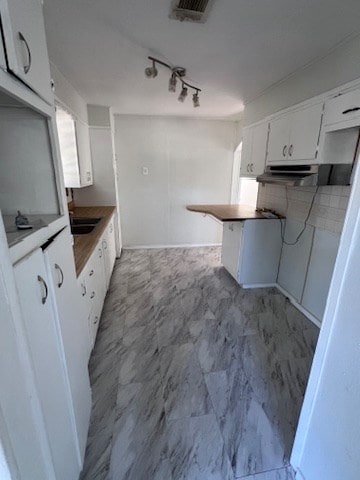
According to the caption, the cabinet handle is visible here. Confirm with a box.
[37,275,48,305]
[288,144,294,157]
[90,291,95,299]
[342,107,360,115]
[93,316,99,325]
[81,283,87,297]
[229,224,234,232]
[103,240,107,250]
[18,32,31,74]
[250,163,254,172]
[99,248,103,258]
[110,224,113,233]
[54,263,64,288]
[282,145,287,157]
[89,269,94,276]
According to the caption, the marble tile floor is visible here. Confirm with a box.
[80,247,319,480]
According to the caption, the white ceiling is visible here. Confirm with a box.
[43,0,360,118]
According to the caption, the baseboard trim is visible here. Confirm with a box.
[275,284,321,328]
[241,283,277,289]
[124,243,221,249]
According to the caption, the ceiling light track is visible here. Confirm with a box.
[145,56,201,108]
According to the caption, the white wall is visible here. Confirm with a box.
[114,116,237,247]
[244,34,360,125]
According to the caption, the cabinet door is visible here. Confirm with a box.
[75,119,93,186]
[102,217,116,287]
[13,248,80,480]
[250,122,268,176]
[43,228,91,463]
[221,222,243,281]
[56,107,81,188]
[0,0,53,104]
[277,221,314,302]
[302,229,340,322]
[267,114,291,164]
[240,127,253,176]
[288,103,323,162]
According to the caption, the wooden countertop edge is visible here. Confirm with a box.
[186,204,270,221]
[72,206,116,277]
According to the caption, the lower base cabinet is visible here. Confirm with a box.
[14,236,85,480]
[222,219,282,286]
[78,213,117,353]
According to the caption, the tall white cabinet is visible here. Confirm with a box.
[13,245,82,480]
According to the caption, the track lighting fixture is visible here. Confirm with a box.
[193,91,200,108]
[144,60,158,78]
[178,86,188,103]
[169,73,177,92]
[145,56,202,107]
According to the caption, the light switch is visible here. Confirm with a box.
[142,166,149,176]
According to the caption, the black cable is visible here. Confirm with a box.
[278,186,319,246]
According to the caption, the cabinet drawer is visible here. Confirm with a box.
[324,89,360,127]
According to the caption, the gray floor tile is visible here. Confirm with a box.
[82,247,318,480]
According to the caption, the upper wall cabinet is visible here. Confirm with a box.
[56,106,93,188]
[240,121,268,177]
[323,88,360,130]
[267,102,324,165]
[0,0,53,105]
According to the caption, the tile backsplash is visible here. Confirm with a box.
[257,184,351,234]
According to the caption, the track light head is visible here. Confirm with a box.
[169,73,177,92]
[193,91,200,108]
[178,86,188,103]
[145,61,158,78]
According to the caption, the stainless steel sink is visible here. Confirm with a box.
[71,225,96,235]
[71,217,102,225]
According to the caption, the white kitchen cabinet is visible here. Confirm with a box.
[323,88,360,129]
[277,221,315,302]
[288,103,323,162]
[267,114,291,164]
[0,0,53,104]
[55,106,93,188]
[222,219,282,286]
[267,102,323,165]
[302,229,340,322]
[240,122,268,177]
[76,118,93,186]
[13,248,80,480]
[43,227,91,462]
[240,127,252,176]
[221,222,243,280]
[102,214,116,288]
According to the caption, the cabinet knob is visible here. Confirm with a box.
[18,32,31,74]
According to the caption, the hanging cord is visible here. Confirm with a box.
[278,185,319,246]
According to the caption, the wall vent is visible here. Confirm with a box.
[169,0,214,23]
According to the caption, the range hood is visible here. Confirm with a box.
[256,164,353,187]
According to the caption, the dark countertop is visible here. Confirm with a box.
[186,204,276,222]
[72,206,116,277]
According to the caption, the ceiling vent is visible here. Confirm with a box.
[169,0,214,23]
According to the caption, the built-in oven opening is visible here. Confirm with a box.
[0,88,62,247]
